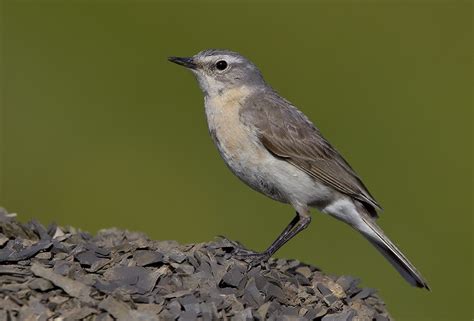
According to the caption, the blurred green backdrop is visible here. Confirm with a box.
[1,1,472,320]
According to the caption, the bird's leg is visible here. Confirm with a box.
[265,212,311,257]
[234,211,311,262]
[233,213,299,257]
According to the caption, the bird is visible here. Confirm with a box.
[168,49,429,289]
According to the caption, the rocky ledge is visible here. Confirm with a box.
[0,209,391,321]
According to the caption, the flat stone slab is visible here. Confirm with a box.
[0,208,392,320]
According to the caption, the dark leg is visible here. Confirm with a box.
[234,213,299,257]
[266,213,311,256]
[234,211,312,261]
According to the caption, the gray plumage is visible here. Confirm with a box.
[239,90,381,214]
[168,49,429,290]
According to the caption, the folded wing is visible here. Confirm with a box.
[240,91,382,215]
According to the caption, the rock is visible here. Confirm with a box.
[0,208,392,320]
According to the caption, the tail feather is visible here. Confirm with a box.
[357,210,430,290]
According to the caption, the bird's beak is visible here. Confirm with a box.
[168,56,197,69]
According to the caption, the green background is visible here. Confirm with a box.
[1,1,472,320]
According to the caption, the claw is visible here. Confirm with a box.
[233,247,271,263]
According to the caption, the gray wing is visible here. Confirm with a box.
[240,90,382,214]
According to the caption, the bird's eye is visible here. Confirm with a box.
[216,60,228,71]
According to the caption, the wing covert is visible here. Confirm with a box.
[240,90,382,212]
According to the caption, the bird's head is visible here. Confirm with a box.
[168,49,266,96]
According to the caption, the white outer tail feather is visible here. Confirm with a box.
[357,212,430,290]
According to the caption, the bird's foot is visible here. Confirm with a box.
[233,247,271,263]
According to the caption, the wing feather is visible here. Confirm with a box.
[240,90,382,213]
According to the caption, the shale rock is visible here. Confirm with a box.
[0,208,392,320]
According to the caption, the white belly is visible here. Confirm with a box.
[204,88,335,208]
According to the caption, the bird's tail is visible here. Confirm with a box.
[355,206,430,290]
